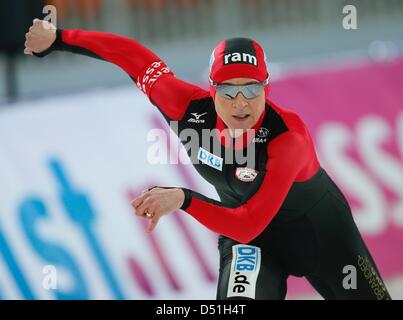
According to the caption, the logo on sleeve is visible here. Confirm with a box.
[197,147,223,171]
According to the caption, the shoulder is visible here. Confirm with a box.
[266,101,310,153]
[189,86,211,101]
[179,93,216,128]
[268,130,308,153]
[268,99,307,134]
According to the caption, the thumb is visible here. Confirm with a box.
[147,215,160,234]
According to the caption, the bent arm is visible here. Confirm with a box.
[179,132,310,243]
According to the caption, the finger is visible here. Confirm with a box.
[133,196,151,216]
[24,48,33,55]
[131,194,147,209]
[25,40,35,52]
[135,205,148,218]
[147,215,160,233]
[135,198,154,217]
[134,205,146,217]
[135,214,148,221]
[29,27,38,34]
[145,204,159,219]
[132,205,148,220]
[25,34,39,42]
[24,40,33,50]
[33,19,45,30]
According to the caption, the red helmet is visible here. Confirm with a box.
[209,37,270,99]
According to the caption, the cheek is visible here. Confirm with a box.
[215,98,232,120]
[249,96,265,120]
[214,99,225,116]
[253,94,266,109]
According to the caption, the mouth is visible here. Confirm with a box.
[232,114,250,122]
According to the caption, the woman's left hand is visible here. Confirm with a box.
[131,187,185,233]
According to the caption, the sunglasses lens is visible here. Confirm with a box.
[216,84,264,99]
[244,84,264,98]
[216,86,238,99]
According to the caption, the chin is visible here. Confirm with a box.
[229,122,252,131]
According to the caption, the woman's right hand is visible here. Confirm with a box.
[24,19,57,55]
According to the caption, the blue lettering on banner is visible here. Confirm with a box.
[1,158,127,299]
[20,199,89,299]
[49,159,125,299]
[0,223,35,299]
[235,247,257,271]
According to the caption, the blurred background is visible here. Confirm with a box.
[0,0,402,299]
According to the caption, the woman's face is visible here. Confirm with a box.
[214,78,266,132]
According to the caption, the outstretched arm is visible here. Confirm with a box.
[25,19,209,120]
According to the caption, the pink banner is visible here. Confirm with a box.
[270,58,403,297]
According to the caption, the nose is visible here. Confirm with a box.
[232,92,248,109]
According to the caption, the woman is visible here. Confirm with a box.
[25,19,391,300]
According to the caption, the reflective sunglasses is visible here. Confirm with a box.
[210,77,269,100]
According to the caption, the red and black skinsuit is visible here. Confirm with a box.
[35,30,391,300]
